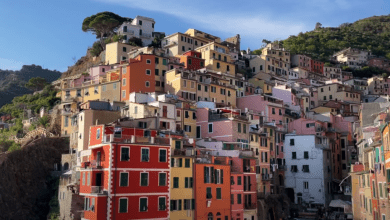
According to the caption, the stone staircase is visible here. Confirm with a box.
[12,127,55,144]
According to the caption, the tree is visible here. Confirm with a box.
[25,77,48,92]
[252,49,262,55]
[128,37,143,47]
[82,12,131,49]
[262,39,271,44]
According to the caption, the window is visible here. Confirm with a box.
[120,173,129,186]
[208,123,213,133]
[140,173,148,186]
[206,187,212,199]
[185,158,190,168]
[292,152,296,159]
[272,108,275,114]
[140,198,148,212]
[159,173,166,186]
[216,188,222,199]
[159,149,167,162]
[145,81,150,87]
[138,20,142,25]
[304,181,309,189]
[302,165,310,172]
[290,139,295,146]
[96,128,100,140]
[141,148,149,162]
[122,90,126,98]
[185,177,193,188]
[237,176,242,185]
[231,194,234,204]
[379,182,383,198]
[121,147,130,161]
[182,46,185,51]
[279,109,282,115]
[238,123,241,133]
[205,86,208,92]
[119,198,128,213]
[291,165,298,172]
[113,83,117,90]
[198,84,201,91]
[146,69,151,75]
[237,194,242,204]
[217,62,220,69]
[304,151,309,159]
[173,177,179,188]
[159,197,166,211]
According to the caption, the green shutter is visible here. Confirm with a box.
[191,199,195,210]
[190,177,193,188]
[214,169,218,184]
[171,158,174,167]
[140,198,147,212]
[184,199,188,210]
[120,173,128,186]
[185,177,189,188]
[211,167,214,183]
[178,199,182,210]
[221,170,223,184]
[174,177,179,188]
[185,159,190,168]
[119,198,127,213]
[217,188,222,199]
[207,187,212,198]
[179,158,183,167]
[204,167,208,183]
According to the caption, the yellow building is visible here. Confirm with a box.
[162,32,209,57]
[262,43,291,77]
[170,138,195,219]
[195,42,236,76]
[311,106,338,115]
[184,29,221,43]
[317,83,361,104]
[155,55,169,93]
[165,69,236,107]
[123,102,159,119]
[176,102,197,138]
[105,41,139,64]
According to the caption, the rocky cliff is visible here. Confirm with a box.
[0,137,68,220]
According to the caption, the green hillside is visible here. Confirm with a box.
[281,15,390,62]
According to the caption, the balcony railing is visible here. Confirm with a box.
[244,203,256,209]
[91,186,104,194]
[278,165,286,170]
[139,33,152,38]
[103,134,170,145]
[262,174,272,181]
[172,148,195,156]
[163,41,178,47]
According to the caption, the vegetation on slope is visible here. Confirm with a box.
[281,15,390,61]
[0,65,61,108]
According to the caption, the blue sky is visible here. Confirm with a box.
[0,0,389,72]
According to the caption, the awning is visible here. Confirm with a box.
[329,199,351,208]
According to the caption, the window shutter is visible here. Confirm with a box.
[248,176,251,191]
[211,167,215,183]
[170,200,174,211]
[221,170,223,184]
[204,167,208,183]
[179,158,183,167]
[178,199,182,210]
[184,199,187,210]
[191,199,195,210]
[214,169,218,184]
[185,177,188,188]
[190,177,193,188]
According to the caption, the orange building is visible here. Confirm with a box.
[194,155,231,220]
[180,50,205,71]
[120,54,156,101]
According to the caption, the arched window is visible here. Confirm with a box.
[63,162,69,171]
[208,212,213,220]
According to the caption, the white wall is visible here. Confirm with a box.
[284,135,331,205]
[272,85,292,105]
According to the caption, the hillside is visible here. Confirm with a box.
[0,65,61,108]
[281,15,390,62]
[0,137,68,220]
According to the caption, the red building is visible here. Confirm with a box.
[311,60,324,74]
[368,57,390,72]
[120,54,157,101]
[180,51,205,70]
[194,155,231,220]
[79,125,171,220]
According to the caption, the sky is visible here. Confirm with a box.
[0,0,389,72]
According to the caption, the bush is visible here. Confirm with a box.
[7,142,21,152]
[90,41,103,57]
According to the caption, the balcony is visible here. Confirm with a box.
[278,165,286,170]
[63,96,75,103]
[91,186,105,194]
[139,33,152,38]
[163,41,178,48]
[103,134,170,145]
[62,108,72,115]
[82,160,102,169]
[172,148,195,156]
[244,203,256,210]
[262,174,272,181]
[123,30,134,35]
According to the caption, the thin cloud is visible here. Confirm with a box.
[0,58,23,71]
[97,0,307,40]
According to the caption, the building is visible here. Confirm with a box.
[311,60,324,74]
[195,42,236,76]
[317,83,361,104]
[105,42,139,65]
[194,154,231,220]
[79,125,170,220]
[368,57,390,72]
[284,134,332,206]
[292,54,311,71]
[117,16,156,46]
[333,48,370,69]
[120,54,157,101]
[179,51,205,71]
[367,76,390,95]
[344,79,368,95]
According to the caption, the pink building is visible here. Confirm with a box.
[196,108,251,147]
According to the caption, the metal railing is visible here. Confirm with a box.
[262,174,271,181]
[103,134,171,145]
[139,33,152,38]
[91,186,104,194]
[244,203,256,209]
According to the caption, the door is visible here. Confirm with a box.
[163,106,167,118]
[196,126,201,139]
[97,152,101,167]
[96,173,102,187]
